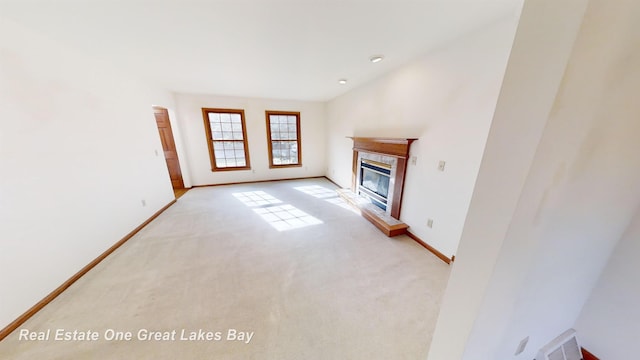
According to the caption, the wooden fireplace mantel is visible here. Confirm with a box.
[345,137,417,237]
[348,137,417,159]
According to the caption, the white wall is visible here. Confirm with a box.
[174,93,326,185]
[324,11,521,258]
[576,207,640,359]
[0,18,176,329]
[429,0,640,359]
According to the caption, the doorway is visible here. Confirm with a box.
[153,107,185,196]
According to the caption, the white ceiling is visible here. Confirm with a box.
[0,0,521,101]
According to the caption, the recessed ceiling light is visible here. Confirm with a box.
[338,79,348,85]
[369,55,384,63]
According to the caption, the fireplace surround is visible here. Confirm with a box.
[343,137,417,236]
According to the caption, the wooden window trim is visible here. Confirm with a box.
[202,108,251,172]
[265,110,302,169]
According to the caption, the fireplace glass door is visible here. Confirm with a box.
[359,161,391,211]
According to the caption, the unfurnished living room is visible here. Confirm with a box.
[1,1,639,360]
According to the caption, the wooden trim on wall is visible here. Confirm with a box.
[351,150,358,191]
[406,231,452,265]
[392,157,408,219]
[349,137,417,158]
[0,200,177,341]
[582,348,600,360]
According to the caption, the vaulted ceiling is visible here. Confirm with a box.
[0,0,521,101]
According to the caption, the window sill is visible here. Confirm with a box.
[211,166,252,172]
[269,164,302,169]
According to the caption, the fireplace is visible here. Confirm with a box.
[349,137,416,222]
[339,137,416,236]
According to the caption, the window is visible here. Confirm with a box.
[266,111,301,168]
[202,108,251,171]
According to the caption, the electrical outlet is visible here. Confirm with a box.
[427,219,434,228]
[438,160,446,171]
[141,199,147,207]
[515,336,529,356]
[154,149,159,156]
[411,156,417,166]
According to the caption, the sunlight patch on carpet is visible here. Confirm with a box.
[233,191,283,207]
[324,197,360,213]
[293,185,337,199]
[253,204,323,231]
[294,185,359,214]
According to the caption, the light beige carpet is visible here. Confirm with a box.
[0,178,450,360]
